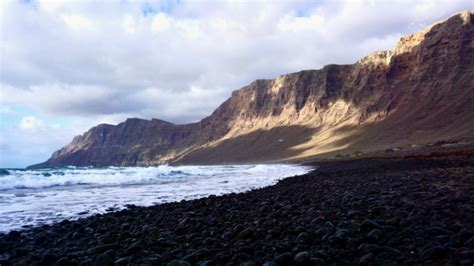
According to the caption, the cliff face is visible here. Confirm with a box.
[31,11,474,168]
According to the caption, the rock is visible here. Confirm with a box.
[428,226,451,236]
[35,234,49,245]
[262,262,278,266]
[420,246,446,260]
[312,250,327,260]
[374,252,397,265]
[296,232,309,245]
[383,246,402,256]
[359,253,373,265]
[460,249,474,258]
[202,237,215,245]
[124,241,142,255]
[54,258,71,266]
[301,196,312,205]
[13,248,28,256]
[347,210,361,218]
[88,244,121,254]
[6,231,21,241]
[309,257,326,265]
[40,254,56,265]
[238,228,254,239]
[181,253,196,263]
[294,251,310,262]
[58,219,70,226]
[196,261,212,266]
[104,249,115,260]
[367,229,382,241]
[167,259,192,266]
[275,252,293,264]
[115,258,129,266]
[358,243,381,253]
[360,220,381,231]
[93,254,114,266]
[335,229,349,238]
[241,260,256,266]
[221,231,233,240]
[143,256,162,264]
[465,237,474,248]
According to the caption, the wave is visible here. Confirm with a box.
[0,164,310,191]
[0,164,312,232]
[0,169,9,176]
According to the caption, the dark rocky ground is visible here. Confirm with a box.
[1,156,473,266]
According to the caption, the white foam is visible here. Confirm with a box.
[0,164,311,232]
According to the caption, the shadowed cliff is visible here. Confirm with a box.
[30,11,474,168]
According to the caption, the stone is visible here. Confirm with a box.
[88,244,121,254]
[167,259,192,266]
[359,253,373,265]
[361,220,381,231]
[93,254,114,266]
[420,246,446,260]
[275,252,293,264]
[262,262,278,266]
[296,232,309,245]
[367,229,383,241]
[54,258,71,266]
[124,242,142,255]
[115,258,129,266]
[294,251,310,262]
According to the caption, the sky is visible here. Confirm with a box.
[0,0,471,167]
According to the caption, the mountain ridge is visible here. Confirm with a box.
[30,11,474,168]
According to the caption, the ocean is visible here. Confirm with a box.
[0,164,311,232]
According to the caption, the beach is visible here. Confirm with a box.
[1,155,473,265]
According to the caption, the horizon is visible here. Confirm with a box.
[0,0,472,168]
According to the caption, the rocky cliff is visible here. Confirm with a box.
[30,11,474,168]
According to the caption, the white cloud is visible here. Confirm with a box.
[60,14,96,31]
[278,13,325,32]
[19,116,45,131]
[37,0,66,13]
[123,15,138,34]
[151,12,171,32]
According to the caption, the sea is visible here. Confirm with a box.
[0,164,311,232]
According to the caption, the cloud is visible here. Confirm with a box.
[0,106,11,114]
[37,0,66,13]
[0,0,471,167]
[3,1,470,115]
[19,116,45,131]
[60,14,96,31]
[151,12,171,32]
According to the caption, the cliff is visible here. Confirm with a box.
[30,11,474,168]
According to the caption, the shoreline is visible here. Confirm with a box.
[1,155,473,265]
[0,164,312,233]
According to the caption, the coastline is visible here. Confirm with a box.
[1,155,473,265]
[0,164,311,233]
